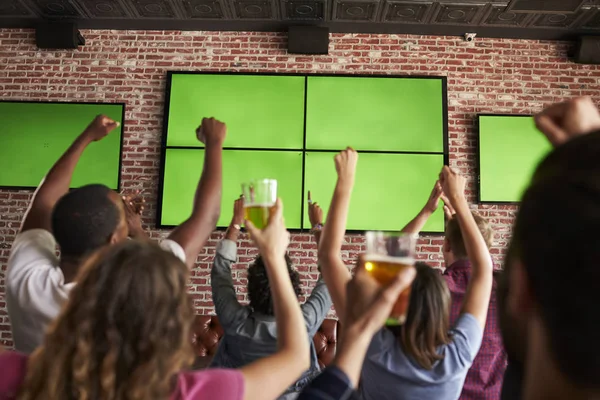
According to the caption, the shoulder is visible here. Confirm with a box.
[0,352,28,398]
[159,239,186,263]
[174,369,244,400]
[7,229,63,288]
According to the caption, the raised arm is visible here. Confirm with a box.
[308,191,324,245]
[21,115,120,233]
[122,191,147,240]
[317,148,358,323]
[401,181,448,234]
[241,199,310,400]
[440,166,493,329]
[168,118,225,268]
[211,197,247,330]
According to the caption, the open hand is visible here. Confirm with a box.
[439,166,466,203]
[424,181,443,214]
[83,115,120,142]
[245,198,290,259]
[535,97,600,147]
[196,117,226,147]
[334,147,358,184]
[344,255,416,336]
[307,191,323,228]
[232,195,245,226]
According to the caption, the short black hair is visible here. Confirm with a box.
[247,253,302,315]
[51,184,121,258]
[511,131,600,389]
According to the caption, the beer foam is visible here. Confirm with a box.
[364,254,415,265]
[244,203,274,208]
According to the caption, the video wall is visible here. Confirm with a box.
[159,73,448,232]
[478,115,552,203]
[0,101,124,190]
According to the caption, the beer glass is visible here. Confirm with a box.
[242,179,277,230]
[364,231,417,326]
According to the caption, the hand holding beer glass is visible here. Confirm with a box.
[363,232,417,326]
[242,179,277,230]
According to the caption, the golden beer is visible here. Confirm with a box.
[244,203,274,230]
[364,255,415,325]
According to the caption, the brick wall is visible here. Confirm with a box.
[1,29,600,347]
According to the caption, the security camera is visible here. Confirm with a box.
[464,33,476,42]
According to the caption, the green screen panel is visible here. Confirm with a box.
[166,74,306,149]
[479,116,552,203]
[304,152,445,232]
[0,102,123,189]
[161,149,303,228]
[305,76,444,152]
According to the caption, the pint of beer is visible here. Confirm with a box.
[242,179,277,230]
[364,232,417,326]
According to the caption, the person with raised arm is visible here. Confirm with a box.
[318,147,494,400]
[0,199,311,400]
[7,115,225,354]
[210,195,332,399]
[400,181,505,400]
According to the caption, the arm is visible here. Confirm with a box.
[317,148,358,323]
[308,191,324,245]
[401,181,452,234]
[123,192,148,240]
[440,166,493,329]
[21,115,119,233]
[241,199,310,400]
[168,118,226,268]
[301,278,332,336]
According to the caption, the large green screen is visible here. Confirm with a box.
[479,115,552,203]
[306,76,444,152]
[0,101,123,189]
[304,152,445,231]
[161,149,303,228]
[166,74,305,149]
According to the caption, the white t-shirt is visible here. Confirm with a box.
[6,229,186,354]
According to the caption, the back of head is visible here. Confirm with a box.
[51,184,124,258]
[400,262,452,370]
[512,133,600,390]
[445,212,493,259]
[248,253,302,315]
[19,241,195,400]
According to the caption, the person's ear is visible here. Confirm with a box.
[507,258,534,318]
[109,231,121,245]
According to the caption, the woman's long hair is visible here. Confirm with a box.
[19,240,195,400]
[399,263,452,370]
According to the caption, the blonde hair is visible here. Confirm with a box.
[445,212,493,258]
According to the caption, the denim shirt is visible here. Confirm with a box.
[209,240,333,397]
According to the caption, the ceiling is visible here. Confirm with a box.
[2,0,600,40]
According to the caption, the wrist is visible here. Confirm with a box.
[205,139,224,149]
[421,207,435,216]
[311,223,323,231]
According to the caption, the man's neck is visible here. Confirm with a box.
[445,254,469,269]
[59,255,83,283]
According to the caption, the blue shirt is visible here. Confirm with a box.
[360,313,484,400]
[209,239,333,396]
[299,366,359,400]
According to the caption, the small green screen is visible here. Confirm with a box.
[479,116,552,202]
[0,102,123,189]
[306,76,444,152]
[161,149,303,228]
[304,152,445,232]
[166,74,305,149]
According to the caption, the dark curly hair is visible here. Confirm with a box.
[247,253,302,315]
[51,184,123,258]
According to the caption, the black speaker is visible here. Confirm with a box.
[575,36,600,65]
[288,26,329,55]
[36,22,85,49]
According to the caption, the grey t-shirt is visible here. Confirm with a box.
[360,313,483,400]
[209,240,333,396]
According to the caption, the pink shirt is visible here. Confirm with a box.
[0,352,244,400]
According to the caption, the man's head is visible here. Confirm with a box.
[503,131,600,395]
[51,184,128,259]
[443,211,493,264]
[247,253,302,315]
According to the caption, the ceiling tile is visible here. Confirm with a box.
[382,1,433,23]
[131,0,177,18]
[282,0,326,20]
[332,0,380,22]
[530,10,586,28]
[30,0,84,17]
[181,0,228,19]
[481,5,532,26]
[231,0,277,19]
[0,0,36,17]
[77,0,132,18]
[433,3,486,25]
[506,0,586,14]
